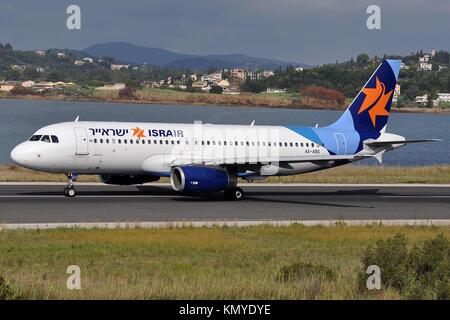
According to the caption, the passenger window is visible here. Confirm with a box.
[106,139,109,144]
[142,140,145,144]
[124,139,127,144]
[295,142,298,147]
[136,140,139,144]
[100,139,103,144]
[160,140,163,144]
[306,143,309,147]
[290,142,293,147]
[301,143,304,147]
[130,140,133,144]
[94,138,97,143]
[51,135,59,143]
[311,143,315,147]
[118,139,121,144]
[41,135,51,143]
[29,135,42,141]
[165,140,169,145]
[171,140,174,145]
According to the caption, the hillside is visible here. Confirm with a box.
[83,42,305,70]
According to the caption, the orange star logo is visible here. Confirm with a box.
[358,76,393,127]
[132,127,146,139]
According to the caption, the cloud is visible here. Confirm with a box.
[0,0,448,64]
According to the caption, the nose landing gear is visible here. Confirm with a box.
[64,173,78,197]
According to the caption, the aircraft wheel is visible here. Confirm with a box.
[64,186,76,198]
[224,187,244,201]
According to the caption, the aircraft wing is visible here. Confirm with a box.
[170,154,367,167]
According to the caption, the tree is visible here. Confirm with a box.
[118,86,135,99]
[209,85,223,94]
[357,53,370,65]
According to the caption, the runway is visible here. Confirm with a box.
[0,183,449,224]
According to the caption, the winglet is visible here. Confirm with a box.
[74,116,80,122]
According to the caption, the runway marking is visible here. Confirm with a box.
[2,219,450,230]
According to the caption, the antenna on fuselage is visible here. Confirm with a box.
[250,120,255,126]
[74,116,79,122]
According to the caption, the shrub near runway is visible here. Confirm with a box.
[0,225,448,299]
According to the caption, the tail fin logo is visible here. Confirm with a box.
[358,76,393,127]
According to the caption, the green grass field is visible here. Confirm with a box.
[1,164,449,184]
[0,225,448,299]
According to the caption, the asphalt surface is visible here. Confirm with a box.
[0,183,449,224]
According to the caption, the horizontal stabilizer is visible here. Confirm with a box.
[365,139,441,147]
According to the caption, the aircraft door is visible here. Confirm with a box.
[334,132,347,155]
[74,127,89,155]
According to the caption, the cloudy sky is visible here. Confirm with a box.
[0,0,449,65]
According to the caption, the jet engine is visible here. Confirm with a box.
[170,166,236,193]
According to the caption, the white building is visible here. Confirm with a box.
[35,50,46,56]
[95,83,126,91]
[266,88,287,94]
[418,62,432,71]
[74,60,85,66]
[230,68,245,79]
[244,71,261,81]
[262,70,275,78]
[400,63,410,70]
[21,81,35,88]
[10,64,26,71]
[82,57,94,63]
[295,66,304,72]
[415,94,428,105]
[419,54,430,63]
[392,84,401,103]
[110,64,129,71]
[57,52,66,59]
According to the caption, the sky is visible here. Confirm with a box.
[0,0,449,65]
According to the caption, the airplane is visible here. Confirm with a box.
[10,59,439,200]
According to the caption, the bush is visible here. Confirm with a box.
[9,85,34,96]
[358,233,450,299]
[0,276,15,300]
[118,86,135,99]
[277,262,336,283]
[301,86,345,106]
[209,85,223,94]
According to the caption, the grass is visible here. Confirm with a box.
[0,225,448,299]
[1,164,449,184]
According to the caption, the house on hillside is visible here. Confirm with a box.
[95,83,126,91]
[415,94,428,105]
[111,64,129,71]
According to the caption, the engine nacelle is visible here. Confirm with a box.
[99,174,160,185]
[170,166,236,193]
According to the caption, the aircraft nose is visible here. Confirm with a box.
[10,143,28,166]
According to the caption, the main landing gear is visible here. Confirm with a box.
[224,187,244,201]
[64,173,78,198]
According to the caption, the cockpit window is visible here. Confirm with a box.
[51,135,59,143]
[29,135,42,141]
[41,135,51,143]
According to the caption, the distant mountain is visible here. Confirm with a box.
[83,42,309,70]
